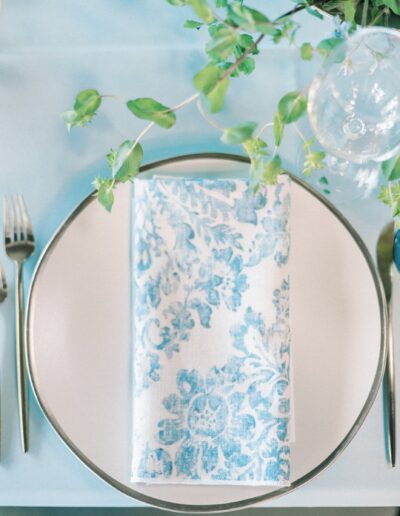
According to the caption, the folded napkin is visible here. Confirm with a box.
[131,175,291,486]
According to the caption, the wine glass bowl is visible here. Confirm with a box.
[308,28,400,164]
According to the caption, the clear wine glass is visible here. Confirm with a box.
[308,27,400,164]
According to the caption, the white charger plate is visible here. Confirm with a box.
[26,154,386,513]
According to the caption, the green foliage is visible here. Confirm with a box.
[221,121,257,144]
[263,154,283,184]
[193,64,229,112]
[376,0,400,15]
[227,4,277,35]
[64,0,400,219]
[303,139,326,176]
[317,37,345,61]
[243,138,285,190]
[237,56,255,74]
[188,0,214,22]
[273,112,284,146]
[344,0,357,21]
[206,25,239,60]
[237,34,259,54]
[278,91,307,124]
[166,0,188,5]
[62,89,102,130]
[184,19,204,28]
[305,7,324,19]
[300,42,313,60]
[107,141,143,182]
[127,98,176,128]
[379,183,400,217]
[272,18,300,44]
[382,154,400,181]
[319,0,400,27]
[93,178,114,212]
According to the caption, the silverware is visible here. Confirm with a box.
[377,221,396,467]
[0,262,7,303]
[3,195,35,453]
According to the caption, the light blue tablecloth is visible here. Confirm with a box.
[0,0,397,508]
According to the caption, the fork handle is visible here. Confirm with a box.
[15,262,28,453]
[385,297,396,467]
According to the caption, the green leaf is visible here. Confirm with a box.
[193,64,221,94]
[303,149,326,176]
[317,37,345,61]
[305,7,324,19]
[126,98,176,129]
[243,137,268,159]
[278,91,307,124]
[263,155,283,185]
[376,0,400,15]
[184,19,204,28]
[166,0,187,5]
[215,0,228,6]
[300,42,313,60]
[243,137,270,192]
[108,140,143,182]
[95,179,114,212]
[238,33,258,53]
[207,77,229,112]
[188,0,214,22]
[221,121,257,145]
[319,176,329,185]
[382,154,400,181]
[273,112,284,146]
[238,56,255,75]
[344,0,357,21]
[62,89,102,130]
[249,157,264,191]
[193,64,229,113]
[206,26,238,60]
[227,4,277,35]
[379,183,400,217]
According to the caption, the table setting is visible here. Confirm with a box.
[1,0,400,512]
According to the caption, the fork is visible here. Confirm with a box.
[0,263,7,304]
[4,195,35,452]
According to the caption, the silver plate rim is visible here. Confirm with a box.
[26,152,387,513]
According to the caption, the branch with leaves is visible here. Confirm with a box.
[63,0,400,220]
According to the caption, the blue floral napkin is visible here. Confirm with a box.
[131,175,291,485]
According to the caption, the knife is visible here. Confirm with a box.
[377,221,396,467]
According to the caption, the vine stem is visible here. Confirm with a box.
[368,7,386,26]
[127,94,200,157]
[221,33,265,80]
[170,92,199,112]
[101,94,125,103]
[293,123,307,143]
[256,122,273,138]
[196,99,225,131]
[361,0,370,26]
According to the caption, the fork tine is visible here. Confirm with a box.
[3,197,12,243]
[17,195,33,241]
[13,195,23,241]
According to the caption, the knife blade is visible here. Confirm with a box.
[377,221,396,467]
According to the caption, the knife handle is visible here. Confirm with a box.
[385,298,396,467]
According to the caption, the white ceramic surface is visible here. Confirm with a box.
[26,156,384,512]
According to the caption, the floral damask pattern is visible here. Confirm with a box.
[131,176,291,485]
